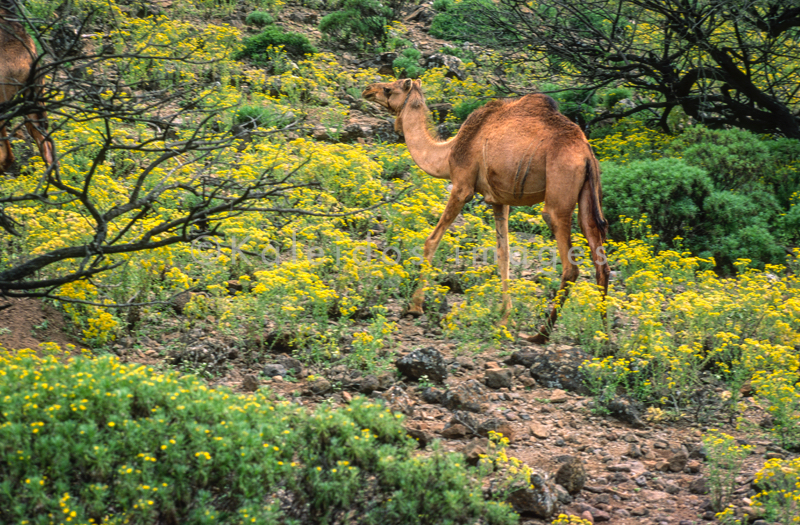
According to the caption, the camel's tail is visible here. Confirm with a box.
[584,156,607,242]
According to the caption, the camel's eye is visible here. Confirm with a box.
[383,87,392,97]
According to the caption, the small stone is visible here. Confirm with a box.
[635,475,647,487]
[742,506,765,520]
[607,463,632,472]
[263,363,287,377]
[309,378,332,395]
[554,483,572,504]
[631,507,649,516]
[668,451,689,472]
[623,432,640,443]
[581,511,595,524]
[462,438,488,465]
[396,348,447,383]
[358,375,380,394]
[626,443,643,458]
[441,423,468,438]
[441,380,489,413]
[689,477,708,494]
[664,482,680,495]
[591,509,611,522]
[485,368,513,389]
[504,470,559,518]
[642,490,668,502]
[549,389,569,403]
[405,426,435,448]
[421,387,444,404]
[272,375,283,382]
[555,455,587,495]
[687,460,702,473]
[241,374,260,392]
[653,440,669,449]
[530,423,550,439]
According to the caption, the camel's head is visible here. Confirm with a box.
[362,78,420,115]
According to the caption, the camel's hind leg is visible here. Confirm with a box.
[23,112,54,166]
[0,121,14,172]
[492,203,512,323]
[578,181,610,295]
[409,184,474,315]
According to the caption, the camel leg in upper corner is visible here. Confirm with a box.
[578,183,610,296]
[23,113,54,166]
[527,208,579,343]
[0,122,14,172]
[409,184,474,316]
[492,203,512,324]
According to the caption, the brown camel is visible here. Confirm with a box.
[0,6,54,173]
[363,78,609,342]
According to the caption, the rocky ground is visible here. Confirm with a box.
[92,298,789,525]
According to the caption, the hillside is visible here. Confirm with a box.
[0,0,799,524]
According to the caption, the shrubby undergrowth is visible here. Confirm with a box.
[0,347,517,525]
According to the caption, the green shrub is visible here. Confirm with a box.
[393,47,424,78]
[601,158,713,247]
[452,97,489,122]
[318,0,393,49]
[238,26,317,63]
[0,348,518,525]
[665,126,772,191]
[601,157,788,270]
[234,104,295,130]
[245,10,275,27]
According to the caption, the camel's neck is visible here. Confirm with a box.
[398,101,452,180]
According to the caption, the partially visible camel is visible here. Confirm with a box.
[363,78,609,342]
[0,6,54,173]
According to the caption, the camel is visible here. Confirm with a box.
[362,78,609,342]
[0,6,54,173]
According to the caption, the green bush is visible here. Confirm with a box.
[318,0,393,50]
[601,158,712,246]
[393,48,424,78]
[245,10,275,27]
[665,126,773,191]
[601,157,788,270]
[0,348,518,525]
[452,98,489,122]
[238,26,317,63]
[234,104,295,130]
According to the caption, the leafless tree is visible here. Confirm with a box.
[443,0,800,136]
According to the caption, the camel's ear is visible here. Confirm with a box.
[403,78,412,90]
[413,79,421,88]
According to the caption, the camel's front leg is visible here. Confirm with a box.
[492,204,512,324]
[409,186,473,315]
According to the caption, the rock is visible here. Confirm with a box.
[309,378,332,395]
[421,386,444,404]
[622,432,640,443]
[424,53,466,80]
[276,354,304,377]
[505,350,539,368]
[530,423,550,439]
[358,375,380,394]
[504,470,558,518]
[455,355,475,370]
[742,506,765,521]
[462,437,488,465]
[664,482,680,495]
[381,385,415,416]
[668,451,689,472]
[653,440,669,449]
[441,423,468,438]
[549,389,569,403]
[689,477,708,495]
[581,510,594,523]
[441,379,489,413]
[396,348,447,384]
[554,455,587,495]
[642,490,669,503]
[686,460,702,473]
[590,509,611,522]
[605,396,645,427]
[449,411,480,435]
[477,417,515,442]
[626,443,643,458]
[554,484,572,504]
[527,345,592,394]
[485,368,513,389]
[631,507,649,516]
[241,374,260,392]
[263,363,288,378]
[607,463,632,472]
[405,426,435,448]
